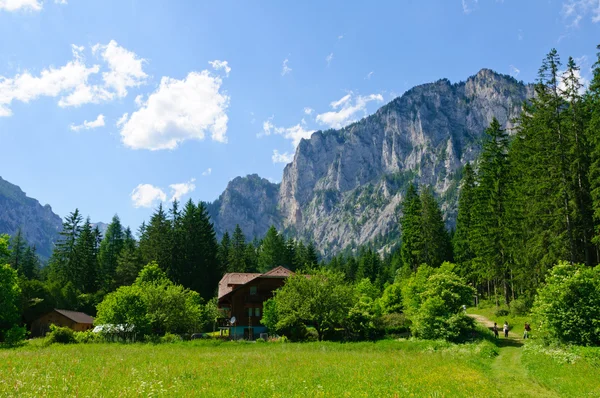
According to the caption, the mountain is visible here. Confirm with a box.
[209,69,533,257]
[0,176,62,259]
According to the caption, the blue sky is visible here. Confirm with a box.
[1,0,598,232]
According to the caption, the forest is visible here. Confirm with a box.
[1,46,600,347]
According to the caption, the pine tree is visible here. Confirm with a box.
[400,183,423,271]
[258,226,284,272]
[472,118,511,304]
[139,205,171,273]
[453,163,476,279]
[587,46,600,257]
[8,229,26,273]
[74,218,99,293]
[218,231,231,272]
[48,209,82,285]
[419,186,452,267]
[98,215,125,290]
[229,224,247,272]
[20,245,40,280]
[115,229,142,288]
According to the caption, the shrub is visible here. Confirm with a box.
[380,313,410,335]
[532,262,600,346]
[494,308,510,317]
[4,325,27,346]
[74,331,103,344]
[256,337,266,343]
[46,325,77,345]
[510,299,529,316]
[160,333,182,343]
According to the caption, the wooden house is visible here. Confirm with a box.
[217,266,294,339]
[31,309,94,337]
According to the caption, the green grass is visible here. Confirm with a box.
[0,337,597,397]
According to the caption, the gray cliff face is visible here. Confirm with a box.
[0,176,62,259]
[211,69,533,256]
[207,174,281,240]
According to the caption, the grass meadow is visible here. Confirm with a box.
[1,337,599,397]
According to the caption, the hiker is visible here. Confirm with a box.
[503,321,509,338]
[524,323,531,339]
[493,322,499,339]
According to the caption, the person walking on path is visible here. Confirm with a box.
[524,323,531,339]
[493,322,499,339]
[503,321,509,338]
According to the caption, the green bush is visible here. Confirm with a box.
[532,262,600,346]
[4,325,27,346]
[256,337,266,343]
[494,308,510,317]
[509,299,529,316]
[160,333,182,343]
[74,331,103,344]
[380,313,410,335]
[46,325,77,345]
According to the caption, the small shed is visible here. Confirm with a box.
[31,309,95,337]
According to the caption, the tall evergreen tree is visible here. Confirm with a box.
[472,118,511,304]
[8,229,26,274]
[98,215,125,290]
[419,186,452,267]
[400,183,423,271]
[587,45,600,256]
[75,218,99,293]
[229,224,247,272]
[48,209,82,285]
[453,163,476,279]
[218,231,232,272]
[258,226,284,272]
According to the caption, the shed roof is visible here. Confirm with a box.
[54,309,94,324]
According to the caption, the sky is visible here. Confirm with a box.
[0,0,599,232]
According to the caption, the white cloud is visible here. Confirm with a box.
[326,53,334,66]
[120,70,230,150]
[131,184,167,208]
[304,107,314,115]
[116,113,128,128]
[0,42,147,114]
[55,0,67,4]
[259,116,315,147]
[509,65,520,77]
[209,60,231,77]
[365,71,374,80]
[70,114,105,131]
[134,94,144,107]
[281,58,292,76]
[0,0,42,11]
[462,0,478,14]
[169,178,196,202]
[562,0,600,26]
[316,92,384,129]
[272,149,294,164]
[202,168,212,176]
[91,40,147,98]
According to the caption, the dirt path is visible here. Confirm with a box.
[468,313,559,397]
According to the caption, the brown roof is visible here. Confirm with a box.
[217,266,294,299]
[54,309,94,324]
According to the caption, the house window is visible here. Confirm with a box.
[255,307,261,317]
[250,286,257,295]
[248,307,253,317]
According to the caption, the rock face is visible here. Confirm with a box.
[210,69,532,256]
[207,174,282,240]
[0,176,62,259]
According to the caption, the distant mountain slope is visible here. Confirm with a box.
[0,176,62,259]
[209,69,533,257]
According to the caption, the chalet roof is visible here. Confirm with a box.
[54,309,94,324]
[217,266,294,300]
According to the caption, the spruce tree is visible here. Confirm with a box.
[420,186,452,267]
[75,218,99,293]
[400,183,423,271]
[453,163,476,279]
[98,215,125,290]
[218,231,231,272]
[258,226,284,272]
[229,224,247,272]
[8,229,26,273]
